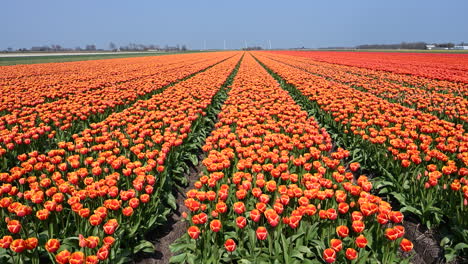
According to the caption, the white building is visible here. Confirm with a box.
[454,46,468,50]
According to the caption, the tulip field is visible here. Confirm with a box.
[0,51,467,263]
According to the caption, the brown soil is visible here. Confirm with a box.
[402,217,468,264]
[134,162,202,264]
[403,218,443,264]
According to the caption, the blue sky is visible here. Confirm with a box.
[2,0,467,50]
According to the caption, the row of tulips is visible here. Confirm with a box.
[271,51,468,98]
[0,53,242,263]
[263,52,468,126]
[0,53,235,167]
[252,52,468,259]
[272,51,468,84]
[0,54,211,113]
[171,54,413,264]
[281,52,468,98]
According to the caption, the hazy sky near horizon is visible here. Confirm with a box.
[2,0,467,50]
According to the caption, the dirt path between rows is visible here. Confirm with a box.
[134,161,202,264]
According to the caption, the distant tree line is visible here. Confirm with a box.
[356,42,467,50]
[117,43,187,52]
[318,42,467,50]
[356,42,427,50]
[2,43,189,52]
[242,46,263,51]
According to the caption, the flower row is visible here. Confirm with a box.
[171,54,411,263]
[263,52,468,124]
[0,53,234,158]
[271,51,468,98]
[253,52,467,246]
[270,50,468,84]
[0,54,211,112]
[0,53,242,263]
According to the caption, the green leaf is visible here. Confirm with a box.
[356,251,371,264]
[188,153,198,166]
[444,248,457,262]
[454,242,468,251]
[129,215,142,236]
[274,240,282,255]
[170,242,196,253]
[402,180,410,190]
[168,193,177,209]
[379,187,390,194]
[281,234,290,262]
[187,253,196,264]
[400,206,422,216]
[288,231,305,243]
[375,180,394,189]
[114,256,132,264]
[297,245,312,254]
[291,251,304,260]
[170,253,187,263]
[440,237,451,247]
[134,240,155,254]
[366,234,373,250]
[390,192,407,206]
[302,259,321,264]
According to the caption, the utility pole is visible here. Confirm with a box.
[203,40,206,50]
[269,40,272,50]
[224,40,226,50]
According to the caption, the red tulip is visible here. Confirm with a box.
[236,216,247,229]
[7,220,21,234]
[250,209,261,222]
[330,239,342,252]
[345,248,358,260]
[103,219,119,235]
[400,238,413,252]
[224,239,236,252]
[323,248,336,263]
[25,237,38,250]
[233,201,246,214]
[256,226,268,240]
[0,236,13,249]
[385,228,398,241]
[390,211,404,223]
[97,246,110,260]
[352,220,365,233]
[188,225,201,239]
[210,219,222,232]
[86,255,99,264]
[46,239,61,253]
[355,234,368,248]
[56,250,71,264]
[336,225,349,238]
[103,236,115,246]
[10,239,26,253]
[69,251,85,264]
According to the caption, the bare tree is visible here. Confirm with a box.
[109,42,116,51]
[85,44,96,51]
